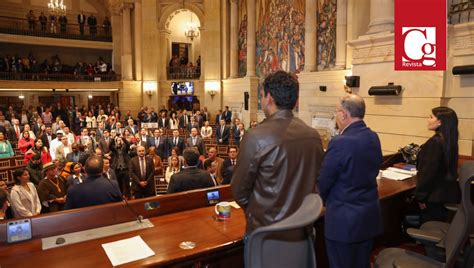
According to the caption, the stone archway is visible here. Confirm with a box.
[158,2,205,31]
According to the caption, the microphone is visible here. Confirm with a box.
[104,172,143,223]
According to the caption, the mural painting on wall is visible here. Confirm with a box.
[256,0,305,79]
[238,0,247,77]
[317,0,337,70]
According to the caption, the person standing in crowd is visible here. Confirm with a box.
[65,156,122,209]
[39,12,47,32]
[58,15,67,33]
[77,11,86,35]
[200,121,213,139]
[102,157,117,181]
[24,138,51,165]
[49,13,57,33]
[26,10,36,30]
[167,148,215,194]
[102,16,111,35]
[221,147,238,184]
[222,106,232,124]
[318,94,383,268]
[38,162,67,213]
[66,162,85,189]
[150,129,167,159]
[215,119,230,145]
[186,128,205,155]
[110,136,131,198]
[148,146,164,175]
[416,107,460,223]
[0,132,14,158]
[87,13,97,36]
[26,154,43,186]
[18,131,34,154]
[10,169,41,218]
[129,145,155,198]
[165,156,181,184]
[168,130,185,156]
[203,159,218,186]
[204,147,224,184]
[231,70,324,238]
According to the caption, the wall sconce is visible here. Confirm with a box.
[452,65,474,75]
[19,93,25,99]
[143,81,157,97]
[88,94,93,99]
[368,82,402,96]
[205,81,220,100]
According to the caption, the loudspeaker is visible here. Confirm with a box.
[368,83,402,96]
[319,86,327,92]
[345,76,360,88]
[244,92,249,111]
[452,65,474,75]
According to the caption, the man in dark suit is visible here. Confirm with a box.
[185,117,200,133]
[215,119,230,145]
[129,145,155,198]
[186,128,205,155]
[221,147,238,184]
[110,137,131,198]
[65,156,122,209]
[222,106,232,124]
[97,130,112,156]
[102,157,117,181]
[317,94,383,268]
[158,111,168,129]
[77,11,86,35]
[125,118,139,136]
[41,126,55,149]
[149,129,168,159]
[66,143,85,163]
[179,110,190,129]
[87,13,97,36]
[167,148,214,193]
[32,117,43,137]
[215,109,223,125]
[167,130,185,156]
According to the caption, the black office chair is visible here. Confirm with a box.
[244,193,323,268]
[406,161,474,262]
[375,162,474,268]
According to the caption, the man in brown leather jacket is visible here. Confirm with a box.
[231,70,324,235]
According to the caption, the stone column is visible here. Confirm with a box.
[230,0,239,78]
[121,3,133,80]
[134,1,143,81]
[304,0,317,72]
[246,0,256,77]
[367,0,394,34]
[159,29,171,81]
[335,0,347,69]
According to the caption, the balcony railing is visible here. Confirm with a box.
[0,16,112,42]
[167,66,201,80]
[0,72,120,82]
[449,0,474,24]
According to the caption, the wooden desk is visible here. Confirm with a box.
[0,206,246,267]
[0,178,417,267]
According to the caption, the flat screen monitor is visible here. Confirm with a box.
[171,81,194,95]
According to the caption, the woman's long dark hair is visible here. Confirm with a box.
[432,107,459,176]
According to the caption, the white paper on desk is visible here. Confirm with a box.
[382,170,413,181]
[228,201,241,209]
[102,235,155,266]
[386,167,417,176]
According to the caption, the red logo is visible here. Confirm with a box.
[395,0,446,70]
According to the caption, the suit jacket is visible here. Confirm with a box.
[65,175,122,210]
[179,114,191,129]
[77,14,86,24]
[215,125,230,144]
[415,134,460,204]
[167,167,214,194]
[215,114,223,125]
[97,136,113,154]
[223,111,232,123]
[41,133,55,149]
[158,117,169,129]
[186,122,200,133]
[186,136,205,155]
[125,125,139,136]
[103,169,117,181]
[168,136,185,155]
[221,158,236,184]
[129,156,155,193]
[66,151,85,163]
[317,120,383,243]
[148,136,168,159]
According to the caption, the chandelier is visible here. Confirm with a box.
[48,0,67,16]
[184,13,199,41]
